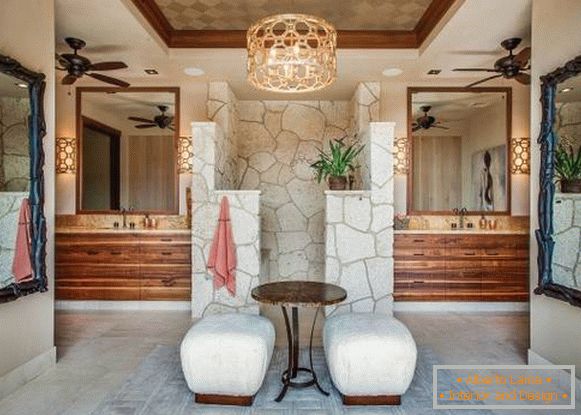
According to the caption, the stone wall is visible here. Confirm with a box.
[556,101,581,150]
[0,97,29,191]
[236,100,352,283]
[0,192,27,289]
[553,193,581,290]
[325,122,395,315]
[191,122,260,317]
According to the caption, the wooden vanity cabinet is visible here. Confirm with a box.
[55,232,191,301]
[394,233,528,301]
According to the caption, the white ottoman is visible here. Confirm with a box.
[323,313,417,405]
[180,313,275,406]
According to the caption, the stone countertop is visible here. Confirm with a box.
[394,229,529,235]
[56,228,191,235]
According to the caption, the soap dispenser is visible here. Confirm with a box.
[479,215,487,230]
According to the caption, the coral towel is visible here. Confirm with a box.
[207,196,236,296]
[12,198,34,282]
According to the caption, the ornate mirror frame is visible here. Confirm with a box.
[0,54,48,303]
[535,55,581,307]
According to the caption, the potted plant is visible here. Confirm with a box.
[310,139,365,190]
[555,144,581,193]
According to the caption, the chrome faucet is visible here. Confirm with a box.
[453,207,468,229]
[121,207,132,228]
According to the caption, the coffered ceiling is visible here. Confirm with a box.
[129,0,457,48]
[154,0,432,31]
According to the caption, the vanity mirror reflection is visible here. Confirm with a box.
[536,55,581,307]
[76,87,179,213]
[407,87,512,214]
[0,54,47,302]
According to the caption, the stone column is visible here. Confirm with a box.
[325,122,395,316]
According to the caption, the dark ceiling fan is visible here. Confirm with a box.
[56,37,130,87]
[129,105,174,130]
[453,37,530,88]
[412,105,449,132]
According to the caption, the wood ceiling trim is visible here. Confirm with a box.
[129,0,457,49]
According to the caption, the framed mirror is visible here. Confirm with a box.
[407,87,512,215]
[535,55,581,308]
[0,54,47,303]
[76,87,179,214]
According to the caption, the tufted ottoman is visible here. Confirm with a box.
[323,313,417,405]
[180,313,275,406]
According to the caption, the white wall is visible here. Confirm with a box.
[381,81,531,215]
[0,0,56,397]
[529,0,581,370]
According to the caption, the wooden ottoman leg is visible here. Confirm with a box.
[342,395,401,406]
[194,394,254,406]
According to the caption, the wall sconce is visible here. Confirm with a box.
[394,137,408,175]
[56,137,76,174]
[178,136,193,174]
[511,137,530,174]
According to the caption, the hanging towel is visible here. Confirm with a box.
[12,198,34,282]
[207,196,236,296]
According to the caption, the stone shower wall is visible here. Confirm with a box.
[325,122,395,315]
[191,122,260,317]
[0,192,27,289]
[236,100,352,282]
[206,82,239,190]
[0,97,29,191]
[553,193,581,290]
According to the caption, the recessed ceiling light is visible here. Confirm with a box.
[144,69,159,75]
[560,87,573,93]
[427,69,441,75]
[184,67,205,77]
[382,68,403,77]
[15,82,27,88]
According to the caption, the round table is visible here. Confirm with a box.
[251,281,347,402]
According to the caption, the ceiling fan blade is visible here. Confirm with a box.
[515,72,531,85]
[134,124,156,129]
[87,72,130,87]
[55,53,70,68]
[513,47,531,67]
[453,68,498,72]
[89,61,128,71]
[61,74,78,85]
[128,116,155,123]
[466,74,503,88]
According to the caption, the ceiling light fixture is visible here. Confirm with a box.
[144,69,159,75]
[15,82,28,88]
[247,14,337,93]
[427,69,441,75]
[560,87,573,93]
[382,68,403,77]
[183,67,205,77]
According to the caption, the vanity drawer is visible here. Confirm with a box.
[56,286,141,300]
[140,245,191,264]
[56,264,140,279]
[395,234,448,248]
[394,247,446,259]
[138,234,191,244]
[56,245,141,263]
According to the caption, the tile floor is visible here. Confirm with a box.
[0,310,530,414]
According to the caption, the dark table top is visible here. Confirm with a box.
[251,281,347,307]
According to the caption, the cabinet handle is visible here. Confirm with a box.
[487,252,499,256]
[413,253,425,257]
[86,250,99,256]
[413,280,425,284]
[160,238,173,242]
[464,252,476,256]
[413,239,425,243]
[161,277,176,286]
[161,252,172,256]
[110,252,122,256]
